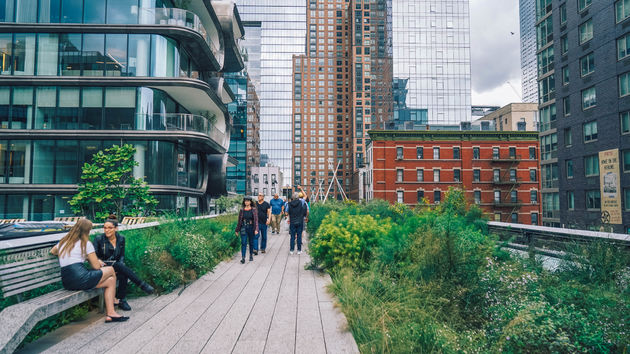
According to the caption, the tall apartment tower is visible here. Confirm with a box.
[0,0,244,219]
[392,0,472,125]
[235,0,307,187]
[520,0,538,103]
[537,0,630,233]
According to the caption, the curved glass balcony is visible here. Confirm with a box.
[136,113,227,149]
[138,8,221,63]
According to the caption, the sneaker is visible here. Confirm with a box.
[140,282,155,295]
[297,251,302,255]
[249,256,254,261]
[261,250,266,254]
[117,299,131,311]
[253,250,258,255]
[240,258,245,264]
[289,251,294,255]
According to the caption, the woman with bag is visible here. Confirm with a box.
[235,196,259,263]
[50,219,128,323]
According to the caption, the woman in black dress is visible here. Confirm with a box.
[235,196,259,263]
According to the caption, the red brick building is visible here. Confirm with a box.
[366,130,542,225]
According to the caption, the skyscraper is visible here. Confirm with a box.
[537,0,630,233]
[520,0,538,103]
[235,0,307,187]
[392,0,472,125]
[0,0,244,219]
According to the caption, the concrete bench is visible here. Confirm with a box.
[53,216,85,223]
[121,217,146,225]
[0,242,103,353]
[0,219,26,224]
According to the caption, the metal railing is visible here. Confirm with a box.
[135,113,227,148]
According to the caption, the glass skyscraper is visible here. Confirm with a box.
[235,0,307,187]
[392,0,472,125]
[520,0,537,103]
[0,0,244,220]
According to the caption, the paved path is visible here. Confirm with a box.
[35,224,358,354]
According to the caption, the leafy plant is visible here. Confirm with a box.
[69,144,158,220]
[215,195,242,213]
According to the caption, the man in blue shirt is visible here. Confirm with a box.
[269,193,284,234]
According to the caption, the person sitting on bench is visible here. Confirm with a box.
[93,216,154,311]
[51,219,128,323]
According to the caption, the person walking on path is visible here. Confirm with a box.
[269,193,284,234]
[93,216,154,311]
[256,193,271,254]
[285,192,308,255]
[235,196,259,263]
[50,219,128,323]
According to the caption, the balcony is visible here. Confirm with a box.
[136,113,227,150]
[491,156,522,162]
[492,178,521,185]
[493,200,523,208]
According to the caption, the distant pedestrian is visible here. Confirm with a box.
[285,192,308,255]
[256,193,271,254]
[235,196,259,263]
[269,193,284,234]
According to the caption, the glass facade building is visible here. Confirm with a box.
[392,0,472,125]
[520,0,538,103]
[0,0,245,220]
[235,0,307,187]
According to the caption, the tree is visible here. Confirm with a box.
[69,144,158,221]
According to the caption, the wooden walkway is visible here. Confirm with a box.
[36,226,358,354]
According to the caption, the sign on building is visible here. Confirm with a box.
[598,149,622,224]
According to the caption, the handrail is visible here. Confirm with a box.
[488,221,630,245]
[134,113,227,148]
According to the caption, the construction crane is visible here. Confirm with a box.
[506,81,523,102]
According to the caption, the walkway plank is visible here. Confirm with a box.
[28,225,358,354]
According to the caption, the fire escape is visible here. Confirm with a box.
[491,149,523,222]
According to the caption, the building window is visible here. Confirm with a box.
[531,213,539,225]
[537,16,553,48]
[509,147,516,159]
[511,190,518,203]
[474,190,481,204]
[396,169,403,182]
[566,159,574,179]
[453,169,461,182]
[622,112,630,134]
[560,3,567,24]
[531,190,538,204]
[396,147,403,159]
[538,47,554,76]
[623,150,630,172]
[473,169,480,182]
[584,155,600,176]
[433,169,440,182]
[582,87,597,110]
[254,188,258,195]
[493,169,500,182]
[580,53,594,77]
[579,19,593,45]
[417,190,424,203]
[416,147,423,159]
[541,133,558,160]
[539,75,555,104]
[620,72,630,97]
[434,190,441,204]
[564,97,571,116]
[453,147,460,159]
[417,169,424,182]
[625,189,630,210]
[583,121,598,142]
[494,190,501,203]
[263,174,268,184]
[530,169,537,182]
[494,213,501,222]
[618,34,630,60]
[529,147,536,160]
[617,0,630,23]
[561,35,568,55]
[263,188,268,195]
[433,147,440,159]
[397,190,403,203]
[562,66,569,85]
[586,190,601,209]
[511,213,518,223]
[539,104,556,131]
[492,147,500,159]
[578,0,592,12]
[510,169,517,182]
[567,191,575,210]
[564,128,572,147]
[473,147,480,159]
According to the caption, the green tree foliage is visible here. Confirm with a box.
[69,144,158,220]
[215,195,242,213]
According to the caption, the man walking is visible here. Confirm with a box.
[269,193,284,234]
[285,192,308,255]
[256,193,271,254]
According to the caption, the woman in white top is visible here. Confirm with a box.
[51,219,128,323]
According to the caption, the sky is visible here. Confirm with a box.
[470,0,523,107]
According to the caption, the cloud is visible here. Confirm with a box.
[470,0,522,95]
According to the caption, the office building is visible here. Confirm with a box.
[520,0,538,103]
[0,0,244,220]
[235,0,307,187]
[392,0,472,125]
[366,130,542,225]
[250,166,282,197]
[478,103,539,132]
[226,71,261,195]
[537,0,630,233]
